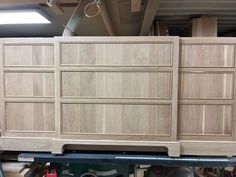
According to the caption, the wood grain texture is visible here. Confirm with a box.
[192,16,217,37]
[5,103,55,132]
[179,72,233,99]
[4,45,54,66]
[61,43,172,66]
[181,44,235,67]
[62,104,171,135]
[179,104,232,135]
[0,41,3,134]
[61,71,172,98]
[5,73,54,97]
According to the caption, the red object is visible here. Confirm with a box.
[46,168,57,177]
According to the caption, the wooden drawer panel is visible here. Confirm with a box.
[4,45,54,66]
[179,73,233,99]
[61,72,172,99]
[181,44,235,67]
[61,43,172,66]
[5,103,55,131]
[62,104,171,135]
[5,73,54,97]
[178,104,232,135]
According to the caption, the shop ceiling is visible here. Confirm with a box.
[0,0,235,37]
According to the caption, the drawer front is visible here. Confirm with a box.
[4,45,54,66]
[61,71,172,99]
[61,43,173,66]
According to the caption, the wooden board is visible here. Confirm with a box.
[0,37,236,157]
[192,16,217,37]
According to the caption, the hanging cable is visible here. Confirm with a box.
[84,0,101,18]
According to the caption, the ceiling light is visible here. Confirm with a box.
[0,11,51,24]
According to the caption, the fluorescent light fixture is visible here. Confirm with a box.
[0,11,51,24]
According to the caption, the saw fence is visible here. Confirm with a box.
[0,37,235,157]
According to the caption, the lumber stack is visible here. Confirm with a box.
[3,163,36,177]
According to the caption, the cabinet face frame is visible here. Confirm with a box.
[0,38,56,137]
[1,37,236,156]
[0,37,179,142]
[179,37,236,141]
[56,37,180,141]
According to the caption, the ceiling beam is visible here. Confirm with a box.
[0,0,77,4]
[0,0,77,15]
[100,1,115,36]
[48,2,64,15]
[157,10,236,16]
[139,0,160,36]
[131,0,141,12]
[161,0,236,3]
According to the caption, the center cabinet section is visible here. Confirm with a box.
[58,37,179,141]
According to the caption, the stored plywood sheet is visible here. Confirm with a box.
[4,45,54,66]
[5,73,54,97]
[5,103,55,132]
[61,72,172,98]
[61,43,172,66]
[192,16,217,37]
[62,104,171,135]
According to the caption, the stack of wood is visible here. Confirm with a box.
[2,163,40,177]
[148,20,169,36]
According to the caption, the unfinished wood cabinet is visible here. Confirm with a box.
[0,37,180,156]
[58,37,179,146]
[179,38,236,142]
[0,39,55,138]
[1,37,236,157]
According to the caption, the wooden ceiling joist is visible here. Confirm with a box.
[100,1,115,36]
[0,0,78,15]
[131,0,141,12]
[139,0,160,35]
[0,0,77,4]
[48,2,64,15]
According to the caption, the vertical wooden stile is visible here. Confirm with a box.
[0,41,5,136]
[54,39,61,138]
[233,43,236,141]
[171,37,179,141]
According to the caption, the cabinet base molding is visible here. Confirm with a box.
[2,138,236,157]
[0,137,180,157]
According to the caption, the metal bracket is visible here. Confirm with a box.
[47,0,57,7]
[0,161,5,177]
